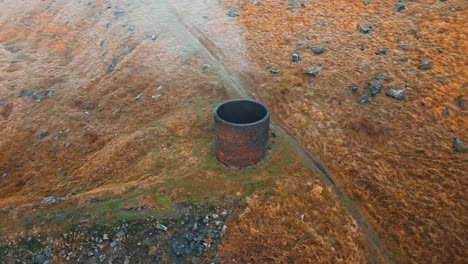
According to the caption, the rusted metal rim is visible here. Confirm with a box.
[213,99,270,127]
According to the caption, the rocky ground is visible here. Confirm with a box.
[0,0,467,263]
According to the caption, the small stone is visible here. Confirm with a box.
[39,130,50,140]
[385,88,406,101]
[453,138,465,152]
[134,93,144,101]
[296,42,305,47]
[156,223,168,232]
[270,68,280,75]
[115,230,125,238]
[396,4,406,11]
[369,81,383,97]
[374,48,389,55]
[396,57,409,62]
[457,96,466,110]
[113,10,125,17]
[212,213,219,219]
[304,68,320,77]
[291,52,302,63]
[357,43,365,51]
[418,60,432,70]
[375,73,387,80]
[201,64,211,71]
[27,89,51,102]
[359,25,372,34]
[358,95,370,105]
[398,45,410,51]
[65,139,72,147]
[442,108,449,118]
[151,94,161,100]
[107,57,120,73]
[110,241,117,248]
[33,253,47,264]
[151,34,158,40]
[18,89,25,97]
[220,210,228,217]
[99,255,106,262]
[227,9,241,17]
[55,131,64,140]
[351,87,358,95]
[203,216,210,223]
[307,46,325,54]
[171,239,188,256]
[185,233,195,241]
[125,46,134,55]
[300,214,305,221]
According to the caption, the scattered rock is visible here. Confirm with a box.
[113,10,125,17]
[33,253,47,264]
[398,44,410,51]
[385,88,406,100]
[291,52,302,63]
[26,89,52,102]
[396,4,406,11]
[103,234,109,240]
[107,57,120,73]
[396,57,409,62]
[171,237,192,256]
[359,25,372,34]
[18,88,25,97]
[115,230,125,238]
[357,43,365,51]
[304,67,320,77]
[227,9,241,17]
[65,139,72,147]
[152,94,161,100]
[358,95,370,105]
[201,64,211,71]
[151,34,158,40]
[418,60,432,70]
[442,108,449,118]
[458,96,466,110]
[43,196,57,204]
[156,223,168,232]
[270,68,280,75]
[55,131,64,140]
[351,87,358,95]
[39,130,50,140]
[375,73,388,80]
[369,81,383,97]
[453,138,465,152]
[125,46,134,55]
[99,254,106,262]
[307,46,325,54]
[110,241,117,248]
[134,93,144,101]
[296,42,305,47]
[375,48,389,55]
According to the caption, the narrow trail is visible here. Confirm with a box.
[156,0,394,262]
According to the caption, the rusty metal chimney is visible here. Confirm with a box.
[213,99,270,168]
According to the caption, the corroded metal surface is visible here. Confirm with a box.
[214,99,270,167]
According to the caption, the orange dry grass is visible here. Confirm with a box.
[227,0,468,262]
[219,176,367,263]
